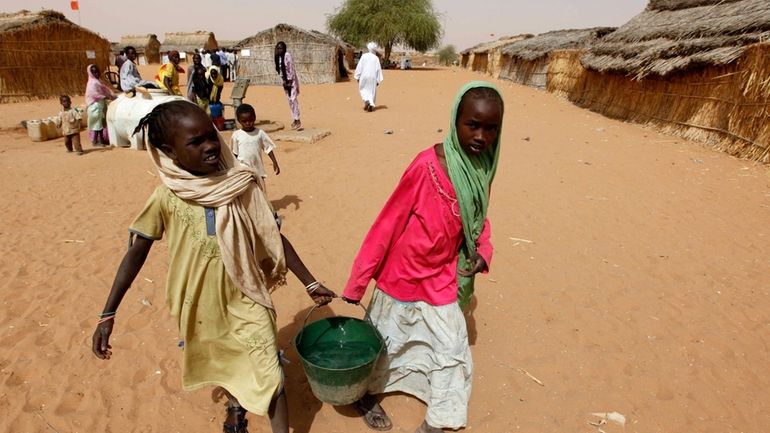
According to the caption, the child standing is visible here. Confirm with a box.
[341,82,504,433]
[92,100,335,433]
[55,95,83,155]
[230,104,280,193]
[274,42,301,130]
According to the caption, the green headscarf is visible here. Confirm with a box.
[443,81,503,309]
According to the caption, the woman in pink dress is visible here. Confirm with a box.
[85,64,117,147]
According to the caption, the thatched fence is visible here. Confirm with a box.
[547,0,770,161]
[0,10,110,103]
[499,28,614,88]
[236,24,353,85]
[460,35,532,77]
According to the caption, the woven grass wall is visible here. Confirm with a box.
[499,55,548,88]
[471,52,488,73]
[461,53,470,68]
[238,41,346,85]
[547,44,770,161]
[0,23,110,102]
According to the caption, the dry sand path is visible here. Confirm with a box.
[1,66,769,433]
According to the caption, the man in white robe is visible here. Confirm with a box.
[354,42,384,112]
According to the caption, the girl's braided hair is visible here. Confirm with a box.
[132,100,199,147]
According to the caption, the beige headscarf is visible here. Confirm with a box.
[145,129,286,311]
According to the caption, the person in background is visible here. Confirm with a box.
[274,41,301,130]
[188,65,211,113]
[355,42,384,112]
[227,49,237,81]
[202,49,213,68]
[217,48,229,81]
[155,50,184,96]
[186,53,203,100]
[85,64,117,147]
[120,46,159,96]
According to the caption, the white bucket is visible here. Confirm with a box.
[27,120,46,142]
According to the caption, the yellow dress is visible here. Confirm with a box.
[130,185,282,415]
[155,63,181,95]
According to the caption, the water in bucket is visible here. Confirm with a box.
[302,340,380,370]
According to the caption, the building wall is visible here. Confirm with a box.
[0,23,110,102]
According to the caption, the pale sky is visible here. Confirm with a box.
[5,0,648,50]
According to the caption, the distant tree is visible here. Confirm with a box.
[437,45,457,66]
[327,0,442,64]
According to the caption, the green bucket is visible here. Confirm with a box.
[293,304,384,406]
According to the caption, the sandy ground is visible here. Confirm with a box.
[1,64,770,433]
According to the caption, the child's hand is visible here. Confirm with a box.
[457,253,487,277]
[340,295,360,305]
[309,284,336,306]
[92,321,114,360]
[273,163,280,175]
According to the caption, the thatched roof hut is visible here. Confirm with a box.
[499,28,614,88]
[0,10,111,103]
[217,40,241,50]
[120,34,161,64]
[161,31,218,57]
[460,35,532,75]
[548,0,770,161]
[581,0,770,79]
[235,23,354,85]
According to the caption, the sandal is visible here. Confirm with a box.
[354,397,392,431]
[223,406,248,433]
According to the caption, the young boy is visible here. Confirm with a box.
[230,104,280,193]
[55,95,83,155]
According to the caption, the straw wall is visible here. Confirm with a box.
[488,49,507,79]
[471,52,488,73]
[0,23,110,102]
[461,53,470,68]
[547,44,770,161]
[499,55,548,88]
[238,41,348,85]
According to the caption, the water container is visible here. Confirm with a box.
[106,93,186,149]
[27,120,46,142]
[45,117,62,139]
[75,107,87,129]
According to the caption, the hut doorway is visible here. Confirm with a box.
[337,48,349,79]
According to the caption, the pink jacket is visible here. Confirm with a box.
[343,147,492,306]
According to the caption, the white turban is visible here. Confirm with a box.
[367,42,378,53]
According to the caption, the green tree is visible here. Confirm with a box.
[327,0,442,64]
[437,45,457,66]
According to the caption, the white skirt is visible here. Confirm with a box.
[366,288,473,429]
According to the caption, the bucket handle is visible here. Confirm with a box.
[296,301,370,347]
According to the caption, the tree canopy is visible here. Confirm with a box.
[327,0,442,64]
[437,45,458,66]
